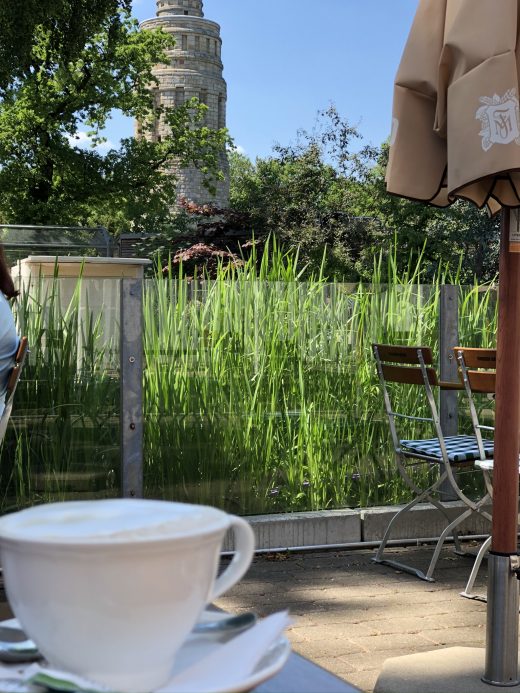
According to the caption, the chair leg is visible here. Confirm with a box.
[427,497,465,555]
[373,495,424,566]
[372,491,458,582]
[422,506,474,581]
[460,535,491,602]
[371,462,448,565]
[373,487,483,582]
[374,450,491,582]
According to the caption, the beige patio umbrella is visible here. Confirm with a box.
[387,0,520,215]
[386,0,520,686]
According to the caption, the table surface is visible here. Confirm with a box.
[253,651,361,693]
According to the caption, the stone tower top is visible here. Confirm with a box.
[142,0,229,206]
[156,0,204,17]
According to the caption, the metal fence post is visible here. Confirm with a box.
[120,275,144,498]
[439,284,459,501]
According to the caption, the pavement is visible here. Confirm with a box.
[0,540,500,692]
[215,541,494,693]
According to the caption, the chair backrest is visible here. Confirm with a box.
[372,344,438,386]
[372,343,443,454]
[454,347,496,394]
[454,347,495,459]
[0,336,29,444]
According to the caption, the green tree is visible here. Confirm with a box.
[0,0,131,90]
[0,1,230,230]
[353,144,500,282]
[229,108,499,283]
[229,109,386,280]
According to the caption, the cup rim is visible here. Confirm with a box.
[0,499,232,546]
[0,527,227,551]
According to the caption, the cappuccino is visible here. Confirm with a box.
[0,499,227,543]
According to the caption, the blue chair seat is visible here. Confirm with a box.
[400,435,494,463]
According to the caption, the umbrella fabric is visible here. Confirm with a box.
[386,0,520,215]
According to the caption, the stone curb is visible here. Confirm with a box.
[222,501,493,552]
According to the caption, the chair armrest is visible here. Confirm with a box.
[439,380,464,390]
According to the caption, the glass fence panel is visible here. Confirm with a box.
[1,274,498,517]
[459,283,498,349]
[0,275,121,512]
[142,279,495,515]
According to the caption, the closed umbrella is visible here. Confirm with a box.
[386,0,520,685]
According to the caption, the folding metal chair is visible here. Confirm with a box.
[372,344,493,582]
[454,347,510,602]
[0,337,29,444]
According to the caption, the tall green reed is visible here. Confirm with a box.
[142,240,498,515]
[0,273,120,511]
[0,243,499,515]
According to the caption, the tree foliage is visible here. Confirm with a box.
[0,0,131,90]
[0,1,230,230]
[353,144,500,282]
[229,107,499,282]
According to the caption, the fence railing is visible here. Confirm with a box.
[0,225,114,260]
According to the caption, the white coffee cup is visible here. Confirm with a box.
[0,498,255,692]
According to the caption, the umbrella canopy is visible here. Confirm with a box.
[386,0,520,685]
[387,0,520,216]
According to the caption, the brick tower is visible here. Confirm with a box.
[140,0,229,207]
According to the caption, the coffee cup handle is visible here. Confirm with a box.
[210,516,255,601]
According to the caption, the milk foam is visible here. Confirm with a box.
[0,499,227,542]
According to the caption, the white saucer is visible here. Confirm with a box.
[0,614,291,693]
[159,633,291,693]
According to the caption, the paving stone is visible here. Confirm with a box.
[216,544,506,692]
[347,632,443,653]
[346,669,381,692]
[285,626,309,644]
[300,621,382,639]
[282,612,326,628]
[312,656,357,676]
[418,627,485,647]
[292,637,368,658]
[342,650,409,673]
[374,611,485,635]
[378,589,465,606]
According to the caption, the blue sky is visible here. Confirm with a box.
[100,0,420,160]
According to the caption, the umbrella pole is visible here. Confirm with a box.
[484,208,520,687]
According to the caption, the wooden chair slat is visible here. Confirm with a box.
[467,370,496,394]
[454,347,496,369]
[374,344,434,365]
[381,363,438,386]
[16,336,29,362]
